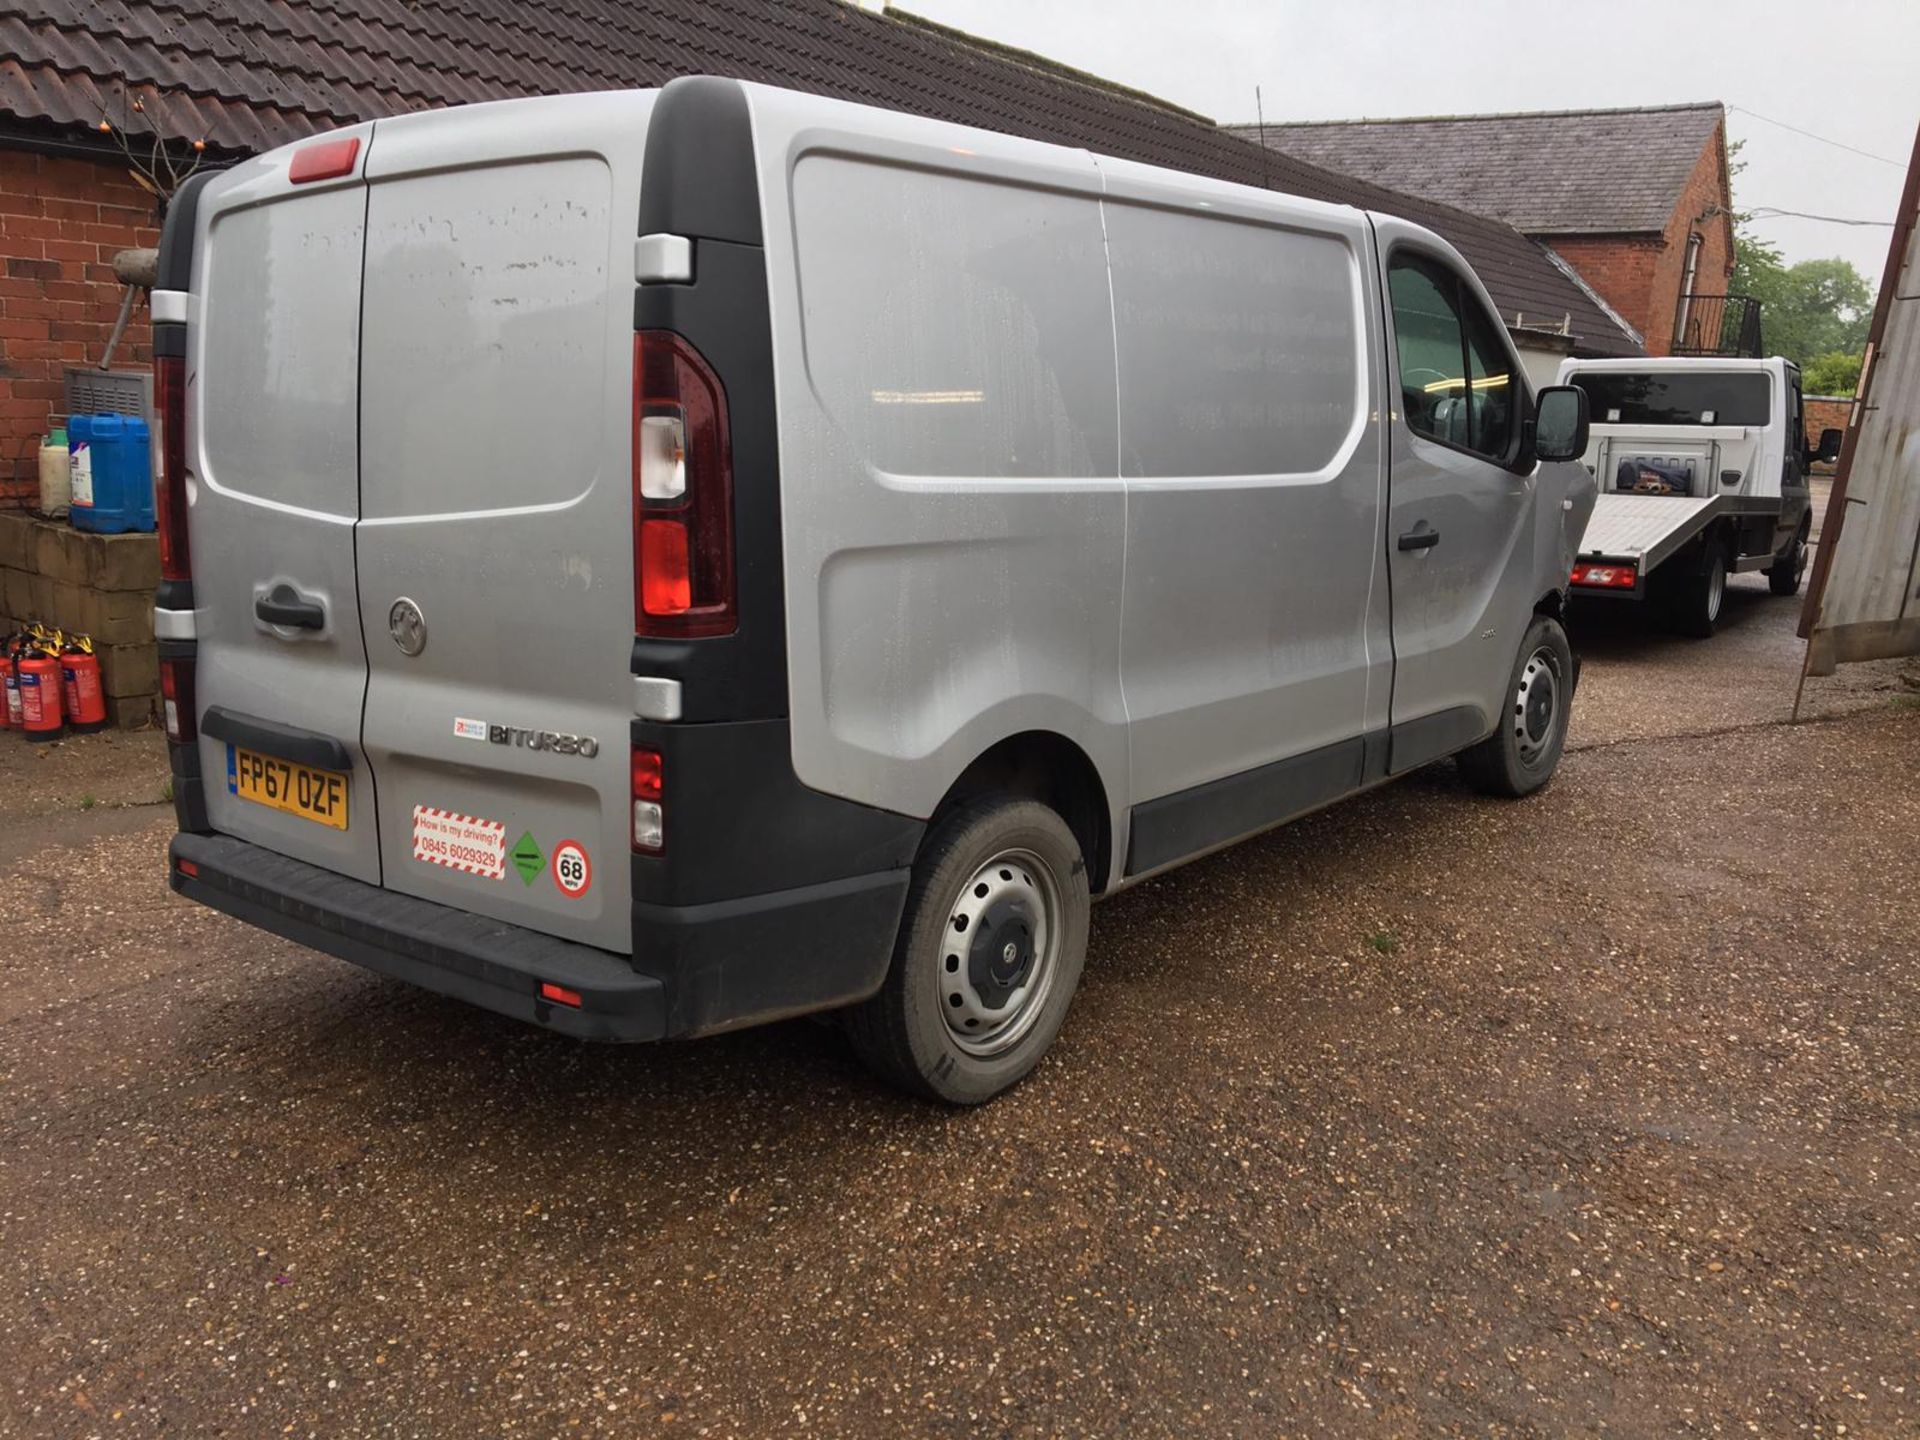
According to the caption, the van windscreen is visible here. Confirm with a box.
[1568,371,1771,427]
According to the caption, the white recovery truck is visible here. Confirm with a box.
[1556,356,1841,636]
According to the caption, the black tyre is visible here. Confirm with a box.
[1457,614,1575,799]
[1768,521,1808,597]
[1668,537,1729,638]
[843,794,1090,1105]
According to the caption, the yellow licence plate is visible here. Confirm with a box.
[227,745,349,830]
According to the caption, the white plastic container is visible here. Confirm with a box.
[37,426,71,516]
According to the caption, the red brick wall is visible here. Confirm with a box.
[0,147,161,509]
[1537,121,1735,357]
[1540,231,1664,345]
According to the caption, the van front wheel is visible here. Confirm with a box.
[1457,615,1574,798]
[844,795,1089,1105]
[1768,521,1809,597]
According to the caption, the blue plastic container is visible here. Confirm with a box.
[68,413,153,533]
[115,415,156,532]
[67,414,105,531]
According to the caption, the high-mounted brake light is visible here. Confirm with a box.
[634,330,735,637]
[1571,562,1638,590]
[153,354,191,582]
[289,135,361,185]
[632,746,664,854]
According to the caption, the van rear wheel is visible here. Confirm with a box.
[843,795,1089,1105]
[1457,614,1574,799]
[1668,538,1729,637]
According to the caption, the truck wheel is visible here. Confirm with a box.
[1457,614,1574,799]
[843,795,1089,1105]
[1768,521,1809,597]
[1668,538,1729,638]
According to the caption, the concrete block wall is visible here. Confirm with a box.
[0,511,158,728]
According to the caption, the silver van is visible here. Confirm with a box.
[154,78,1597,1103]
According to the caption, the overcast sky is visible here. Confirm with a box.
[904,0,1916,284]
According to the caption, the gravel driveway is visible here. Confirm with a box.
[2,559,1915,1437]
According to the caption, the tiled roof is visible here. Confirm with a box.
[0,0,1640,354]
[1228,103,1726,236]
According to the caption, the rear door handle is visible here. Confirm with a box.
[1398,525,1441,552]
[255,583,326,630]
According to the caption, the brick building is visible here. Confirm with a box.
[0,145,164,507]
[1232,104,1737,358]
[0,1,1645,516]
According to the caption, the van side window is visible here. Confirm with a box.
[1462,303,1515,456]
[1388,255,1515,462]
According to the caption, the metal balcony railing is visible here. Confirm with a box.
[1671,293,1764,358]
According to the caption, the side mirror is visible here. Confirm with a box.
[1533,385,1590,464]
[1814,427,1843,464]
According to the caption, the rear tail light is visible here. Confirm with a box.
[159,656,197,743]
[539,982,583,1008]
[632,745,664,854]
[153,354,191,582]
[634,330,734,637]
[1571,562,1637,590]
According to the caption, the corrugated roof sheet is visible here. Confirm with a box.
[1228,103,1726,236]
[0,0,1640,355]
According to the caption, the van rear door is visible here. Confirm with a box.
[189,126,379,884]
[353,95,652,952]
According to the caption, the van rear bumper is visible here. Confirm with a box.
[168,832,912,1042]
[171,833,668,1040]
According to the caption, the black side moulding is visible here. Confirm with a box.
[631,75,786,723]
[637,77,764,245]
[153,168,215,360]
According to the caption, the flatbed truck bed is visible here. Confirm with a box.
[1573,493,1783,601]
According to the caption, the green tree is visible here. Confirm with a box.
[1725,142,1875,370]
[1802,350,1864,397]
[1730,232,1874,369]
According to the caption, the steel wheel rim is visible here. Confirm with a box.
[937,847,1062,1057]
[1513,645,1562,766]
[1707,553,1726,620]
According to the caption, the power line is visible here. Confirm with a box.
[1727,105,1906,168]
[1744,206,1895,227]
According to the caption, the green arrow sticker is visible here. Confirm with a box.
[511,830,545,886]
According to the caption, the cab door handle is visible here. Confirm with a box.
[1398,525,1441,552]
[255,583,326,630]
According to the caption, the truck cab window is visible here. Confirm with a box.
[1388,255,1514,462]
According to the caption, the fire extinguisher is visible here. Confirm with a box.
[17,638,66,743]
[61,632,108,735]
[0,634,20,732]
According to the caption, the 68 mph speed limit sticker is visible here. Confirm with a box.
[551,839,592,899]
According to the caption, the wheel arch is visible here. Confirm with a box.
[935,731,1114,896]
